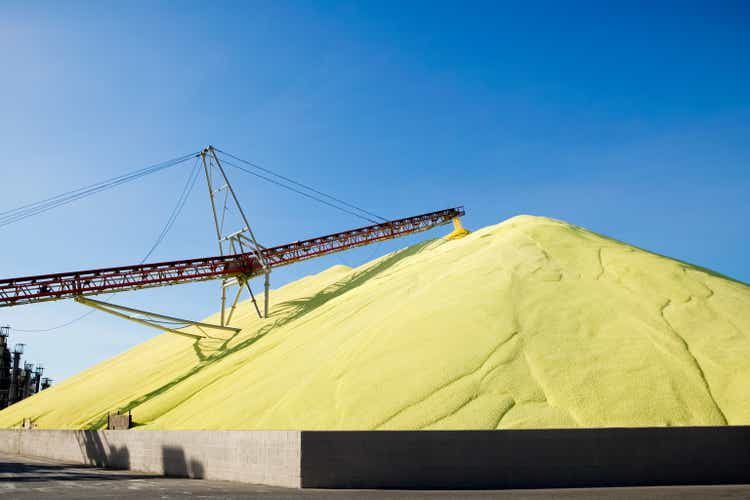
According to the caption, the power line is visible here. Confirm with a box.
[13,312,97,333]
[215,149,387,223]
[0,151,198,229]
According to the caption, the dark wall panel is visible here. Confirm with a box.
[301,427,750,489]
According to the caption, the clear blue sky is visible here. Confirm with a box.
[1,1,748,381]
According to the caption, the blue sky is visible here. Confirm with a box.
[1,1,748,381]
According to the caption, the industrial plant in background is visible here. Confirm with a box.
[0,325,51,408]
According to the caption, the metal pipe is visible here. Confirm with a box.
[75,297,240,334]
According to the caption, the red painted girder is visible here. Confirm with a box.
[0,207,464,307]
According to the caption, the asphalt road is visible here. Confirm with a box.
[0,451,748,499]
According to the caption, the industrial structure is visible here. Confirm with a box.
[0,146,468,339]
[0,325,51,409]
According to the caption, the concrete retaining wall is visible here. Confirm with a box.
[0,427,748,489]
[0,429,300,488]
[300,427,750,489]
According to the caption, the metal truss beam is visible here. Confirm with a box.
[0,207,465,308]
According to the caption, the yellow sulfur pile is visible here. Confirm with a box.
[1,215,748,430]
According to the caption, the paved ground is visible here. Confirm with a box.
[0,452,748,499]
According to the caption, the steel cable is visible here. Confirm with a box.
[13,157,202,333]
[219,158,381,224]
[10,147,387,331]
[0,152,198,228]
[215,149,387,222]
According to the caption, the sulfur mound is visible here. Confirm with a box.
[1,215,749,430]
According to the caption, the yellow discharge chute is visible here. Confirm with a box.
[444,218,470,240]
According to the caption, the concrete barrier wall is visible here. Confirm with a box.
[300,427,750,489]
[0,427,748,489]
[0,429,301,488]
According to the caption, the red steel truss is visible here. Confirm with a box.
[0,207,464,307]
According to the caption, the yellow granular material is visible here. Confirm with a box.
[1,215,748,430]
